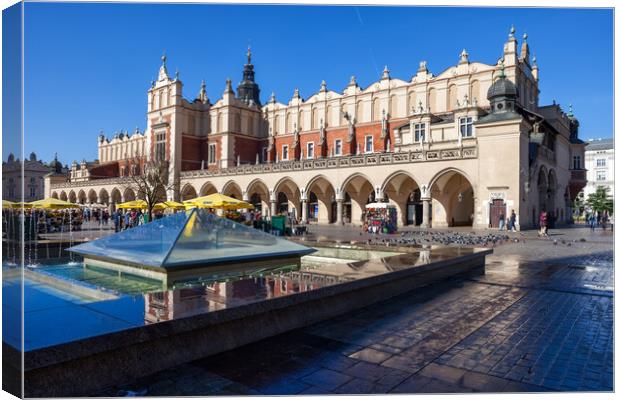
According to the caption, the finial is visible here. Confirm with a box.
[349,75,357,85]
[293,88,300,98]
[509,25,516,38]
[224,78,233,93]
[246,45,252,64]
[382,65,390,79]
[568,104,574,117]
[459,49,469,64]
[418,60,428,72]
[532,55,537,67]
[498,57,506,78]
[522,32,528,42]
[320,80,327,92]
[175,68,179,80]
[270,91,276,103]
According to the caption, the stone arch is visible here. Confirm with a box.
[372,97,380,121]
[199,182,217,196]
[180,183,198,201]
[153,185,167,203]
[470,80,480,104]
[123,188,136,202]
[110,188,122,205]
[59,191,68,201]
[429,168,475,227]
[341,173,375,225]
[87,189,97,204]
[77,190,86,204]
[537,166,548,215]
[390,94,398,117]
[51,192,59,199]
[221,180,242,199]
[356,100,364,123]
[99,188,110,205]
[427,87,437,113]
[305,175,337,224]
[381,171,422,226]
[547,169,557,223]
[246,178,270,216]
[273,177,302,217]
[68,190,77,204]
[408,91,417,114]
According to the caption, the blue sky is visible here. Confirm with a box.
[5,3,615,165]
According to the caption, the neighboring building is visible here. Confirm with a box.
[583,138,614,198]
[2,152,66,202]
[47,27,587,229]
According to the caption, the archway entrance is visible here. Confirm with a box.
[305,176,336,223]
[430,170,474,227]
[247,179,270,217]
[341,174,374,225]
[382,172,421,226]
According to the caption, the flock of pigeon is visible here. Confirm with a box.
[362,230,588,248]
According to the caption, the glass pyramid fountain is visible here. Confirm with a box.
[68,208,315,271]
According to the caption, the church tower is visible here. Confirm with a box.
[236,47,261,106]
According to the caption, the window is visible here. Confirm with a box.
[596,158,606,167]
[208,143,217,164]
[597,171,606,181]
[155,130,166,161]
[459,116,474,137]
[414,123,426,142]
[29,187,36,198]
[307,142,314,159]
[30,177,35,184]
[365,136,374,153]
[261,147,267,163]
[334,139,342,156]
[573,155,581,170]
[282,145,289,161]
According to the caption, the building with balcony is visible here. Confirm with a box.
[46,27,587,230]
[3,152,65,202]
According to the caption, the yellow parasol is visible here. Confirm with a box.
[116,200,148,210]
[183,193,254,210]
[153,201,186,211]
[28,197,82,210]
[2,200,15,209]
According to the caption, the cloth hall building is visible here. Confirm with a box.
[46,28,587,230]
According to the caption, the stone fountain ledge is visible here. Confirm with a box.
[11,246,491,397]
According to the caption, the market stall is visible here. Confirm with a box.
[364,202,398,234]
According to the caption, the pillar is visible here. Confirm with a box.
[336,199,344,224]
[270,200,277,218]
[421,197,430,228]
[301,199,308,224]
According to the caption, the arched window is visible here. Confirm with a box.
[390,95,398,117]
[372,98,380,121]
[326,106,332,127]
[427,88,436,113]
[298,110,304,131]
[340,104,347,126]
[408,91,417,114]
[448,84,457,110]
[312,107,318,130]
[217,112,222,133]
[356,100,364,123]
[286,112,292,133]
[470,80,480,104]
[274,115,280,135]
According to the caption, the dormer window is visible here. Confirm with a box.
[413,123,426,142]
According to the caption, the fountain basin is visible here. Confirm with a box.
[3,243,491,397]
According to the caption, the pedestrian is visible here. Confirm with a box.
[589,213,596,231]
[610,214,614,232]
[509,210,517,232]
[113,209,120,232]
[538,210,548,237]
[124,211,131,230]
[498,212,505,231]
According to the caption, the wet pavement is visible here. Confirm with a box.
[101,226,613,395]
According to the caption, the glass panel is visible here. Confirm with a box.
[165,209,314,267]
[69,210,191,267]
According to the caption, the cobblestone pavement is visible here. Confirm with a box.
[103,226,613,395]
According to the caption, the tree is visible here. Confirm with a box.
[122,157,174,220]
[585,186,613,216]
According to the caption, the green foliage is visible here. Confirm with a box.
[586,186,614,215]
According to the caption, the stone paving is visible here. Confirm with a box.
[102,225,613,395]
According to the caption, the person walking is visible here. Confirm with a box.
[498,212,505,231]
[538,211,548,237]
[509,210,517,232]
[124,211,131,230]
[113,210,120,232]
[589,213,596,231]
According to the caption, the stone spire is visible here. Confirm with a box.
[459,49,469,64]
[349,75,357,86]
[531,55,539,81]
[508,25,516,41]
[503,25,518,66]
[293,88,300,99]
[237,46,261,106]
[520,33,531,65]
[198,80,208,103]
[418,60,428,72]
[320,80,327,92]
[269,91,276,103]
[158,52,170,81]
[382,65,390,79]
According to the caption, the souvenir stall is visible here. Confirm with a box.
[364,202,398,234]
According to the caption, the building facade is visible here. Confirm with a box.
[46,28,587,229]
[3,153,65,202]
[582,138,614,198]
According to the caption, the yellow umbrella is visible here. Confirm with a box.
[28,197,82,210]
[2,200,15,209]
[153,201,185,211]
[116,200,148,210]
[184,193,254,210]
